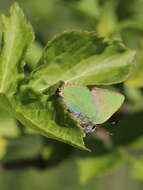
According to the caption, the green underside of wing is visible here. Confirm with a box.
[91,88,125,124]
[61,85,125,125]
[62,85,97,121]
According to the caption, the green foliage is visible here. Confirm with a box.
[0,137,7,159]
[77,150,124,184]
[0,3,135,151]
[125,48,143,87]
[0,3,34,95]
[30,31,135,90]
[67,0,101,20]
[0,109,19,137]
[2,135,43,162]
[97,0,117,37]
[0,1,143,189]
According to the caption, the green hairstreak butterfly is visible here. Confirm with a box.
[58,84,124,134]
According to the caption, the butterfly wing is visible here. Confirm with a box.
[61,85,97,120]
[91,88,125,124]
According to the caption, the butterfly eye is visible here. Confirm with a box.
[56,88,60,95]
[83,125,96,134]
[92,125,96,130]
[56,88,63,98]
[67,108,72,113]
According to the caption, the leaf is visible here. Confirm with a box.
[2,135,43,162]
[0,108,19,138]
[25,41,43,71]
[128,136,143,151]
[76,150,124,184]
[97,0,117,37]
[69,0,101,20]
[129,156,143,182]
[124,87,143,104]
[114,2,143,88]
[0,4,87,151]
[124,87,143,112]
[0,2,34,95]
[0,159,97,190]
[29,31,136,91]
[0,87,87,151]
[0,3,136,151]
[0,19,2,48]
[117,0,143,23]
[125,49,143,87]
[0,137,7,159]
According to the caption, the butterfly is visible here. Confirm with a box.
[58,84,124,134]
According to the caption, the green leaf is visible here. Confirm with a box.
[124,87,143,113]
[25,41,43,71]
[117,0,143,23]
[125,49,143,87]
[70,0,101,20]
[97,0,117,37]
[29,31,136,91]
[0,137,7,159]
[0,18,2,48]
[129,156,143,182]
[2,135,43,162]
[0,87,87,151]
[77,150,124,184]
[0,3,136,151]
[0,108,19,138]
[124,87,143,104]
[128,136,143,151]
[0,4,87,150]
[0,2,34,95]
[0,159,98,190]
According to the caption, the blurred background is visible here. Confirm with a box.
[1,0,143,189]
